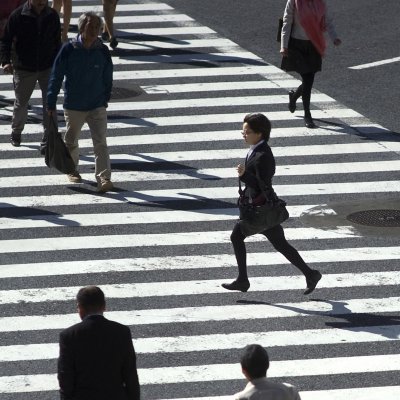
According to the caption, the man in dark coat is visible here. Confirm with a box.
[57,286,140,400]
[0,0,61,150]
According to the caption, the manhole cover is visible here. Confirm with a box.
[347,209,400,227]
[111,86,144,99]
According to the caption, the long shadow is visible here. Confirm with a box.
[114,46,267,67]
[237,298,400,339]
[106,114,157,126]
[0,203,80,227]
[310,117,400,141]
[67,184,237,214]
[81,152,223,181]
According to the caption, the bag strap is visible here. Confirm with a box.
[238,165,276,204]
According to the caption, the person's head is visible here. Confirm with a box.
[78,12,103,43]
[76,286,106,319]
[240,344,270,381]
[29,0,48,14]
[242,113,271,145]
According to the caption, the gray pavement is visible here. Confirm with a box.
[0,0,400,399]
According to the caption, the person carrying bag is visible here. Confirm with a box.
[221,113,322,295]
[45,113,76,175]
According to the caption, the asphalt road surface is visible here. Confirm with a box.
[0,1,399,399]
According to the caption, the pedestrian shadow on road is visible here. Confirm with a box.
[237,298,400,339]
[0,203,80,227]
[66,184,237,216]
[310,117,400,140]
[114,46,267,67]
[80,152,223,181]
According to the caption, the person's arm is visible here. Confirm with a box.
[240,152,273,189]
[122,327,140,400]
[102,45,113,106]
[47,44,69,112]
[325,3,341,46]
[57,331,76,400]
[0,12,17,73]
[280,0,294,55]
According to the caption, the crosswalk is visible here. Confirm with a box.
[0,0,399,399]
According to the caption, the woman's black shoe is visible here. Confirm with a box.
[221,279,250,292]
[110,37,119,50]
[304,116,316,129]
[101,31,110,41]
[304,270,322,295]
[288,90,296,113]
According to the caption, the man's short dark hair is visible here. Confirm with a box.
[76,286,105,311]
[243,113,271,141]
[240,344,270,379]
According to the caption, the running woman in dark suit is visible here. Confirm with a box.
[57,286,140,400]
[221,113,321,294]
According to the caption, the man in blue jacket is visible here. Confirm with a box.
[0,0,61,151]
[47,11,114,193]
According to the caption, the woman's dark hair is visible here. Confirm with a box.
[240,344,270,379]
[243,113,271,141]
[77,286,105,311]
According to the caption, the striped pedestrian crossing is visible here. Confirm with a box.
[0,0,399,399]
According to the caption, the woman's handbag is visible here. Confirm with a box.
[237,171,289,236]
[44,114,76,174]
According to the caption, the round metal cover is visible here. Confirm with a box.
[347,209,400,227]
[111,86,144,99]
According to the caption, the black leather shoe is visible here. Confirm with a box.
[304,116,316,129]
[288,90,296,113]
[101,31,110,41]
[39,142,47,155]
[10,133,21,147]
[304,270,322,295]
[110,37,119,50]
[221,279,250,292]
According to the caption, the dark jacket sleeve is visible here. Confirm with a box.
[102,45,113,105]
[240,151,275,191]
[47,43,70,110]
[57,330,76,400]
[0,10,16,65]
[122,327,140,400]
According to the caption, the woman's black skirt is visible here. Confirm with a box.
[281,37,322,74]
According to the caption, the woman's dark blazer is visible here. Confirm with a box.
[240,141,276,201]
[57,314,140,400]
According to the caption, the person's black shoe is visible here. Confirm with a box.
[288,90,296,113]
[109,37,119,50]
[101,31,110,41]
[10,133,21,147]
[221,279,250,292]
[39,142,47,156]
[304,116,316,128]
[304,270,322,295]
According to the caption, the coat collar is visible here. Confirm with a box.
[246,140,267,163]
[21,1,52,18]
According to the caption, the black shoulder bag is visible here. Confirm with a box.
[237,169,289,236]
[44,114,76,174]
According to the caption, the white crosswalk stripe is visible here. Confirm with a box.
[0,1,399,399]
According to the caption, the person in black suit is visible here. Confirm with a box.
[222,113,321,294]
[57,286,140,400]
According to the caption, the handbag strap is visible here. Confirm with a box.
[238,166,276,204]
